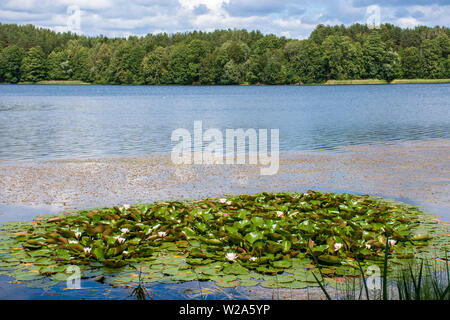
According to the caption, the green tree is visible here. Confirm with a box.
[0,45,25,83]
[444,55,450,78]
[420,39,442,79]
[199,51,223,84]
[225,40,250,64]
[71,47,91,82]
[245,54,266,84]
[47,49,72,80]
[168,40,208,84]
[90,43,112,84]
[221,60,242,84]
[253,36,282,55]
[108,42,145,84]
[362,33,388,79]
[0,47,4,82]
[322,35,364,80]
[21,46,46,82]
[400,47,422,78]
[286,40,326,84]
[142,46,169,84]
[381,50,401,82]
[262,49,286,84]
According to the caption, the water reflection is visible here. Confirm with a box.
[0,84,449,160]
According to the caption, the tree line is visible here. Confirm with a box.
[0,22,449,85]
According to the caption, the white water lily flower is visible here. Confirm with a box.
[365,243,371,249]
[158,231,167,238]
[226,201,232,206]
[334,243,343,251]
[276,211,284,217]
[69,240,78,244]
[117,237,126,244]
[123,204,130,210]
[74,231,82,239]
[249,256,258,262]
[122,250,129,256]
[226,252,237,262]
[120,228,129,234]
[219,198,227,203]
[84,247,91,254]
[388,239,397,247]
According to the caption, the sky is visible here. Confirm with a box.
[0,0,449,39]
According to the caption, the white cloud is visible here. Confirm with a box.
[0,0,448,39]
[396,17,420,28]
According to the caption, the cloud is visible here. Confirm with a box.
[193,4,209,15]
[222,0,306,17]
[0,0,448,39]
[353,0,450,7]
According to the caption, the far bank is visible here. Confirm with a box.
[6,78,450,86]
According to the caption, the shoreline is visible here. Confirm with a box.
[0,139,448,222]
[1,79,449,86]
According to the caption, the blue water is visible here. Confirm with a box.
[0,84,449,160]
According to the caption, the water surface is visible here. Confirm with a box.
[0,84,449,160]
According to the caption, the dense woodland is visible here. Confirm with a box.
[0,22,449,85]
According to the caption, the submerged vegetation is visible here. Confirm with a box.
[0,191,448,295]
[0,23,449,85]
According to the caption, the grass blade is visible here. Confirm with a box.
[383,236,389,300]
[356,257,370,300]
[311,271,332,301]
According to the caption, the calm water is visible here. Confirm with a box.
[0,84,449,160]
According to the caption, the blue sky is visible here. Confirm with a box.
[0,0,448,39]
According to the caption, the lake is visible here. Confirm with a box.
[0,84,449,160]
[0,83,449,300]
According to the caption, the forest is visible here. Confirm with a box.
[0,22,449,85]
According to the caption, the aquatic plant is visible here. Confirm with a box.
[0,191,448,291]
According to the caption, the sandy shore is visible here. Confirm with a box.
[0,138,449,220]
